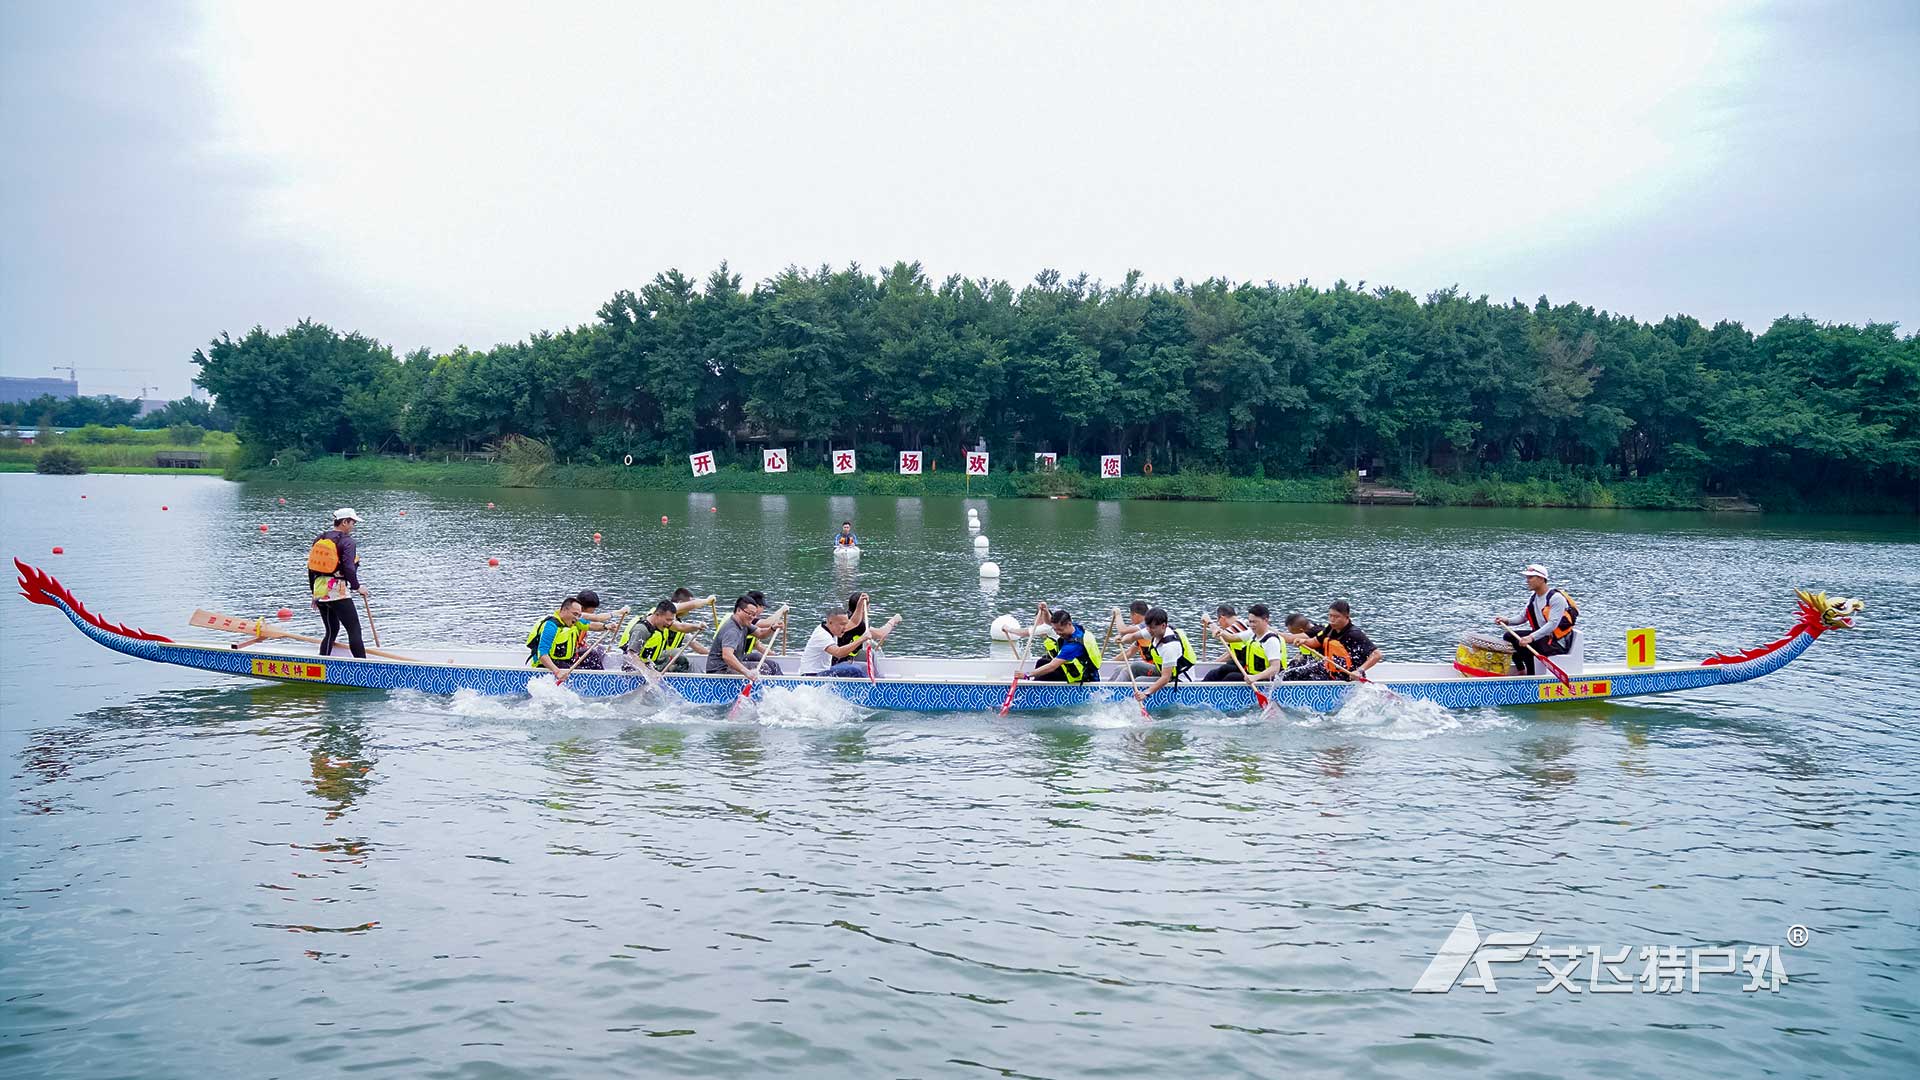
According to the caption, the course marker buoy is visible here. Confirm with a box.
[593,533,602,543]
[979,561,1000,579]
[258,524,268,532]
[661,516,669,524]
[974,535,989,550]
[276,608,293,620]
[488,557,500,567]
[487,502,496,509]
[161,505,168,511]
[51,546,63,555]
[278,498,286,505]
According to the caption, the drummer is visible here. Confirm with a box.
[1494,564,1576,675]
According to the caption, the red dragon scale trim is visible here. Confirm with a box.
[14,558,173,643]
[1702,591,1861,666]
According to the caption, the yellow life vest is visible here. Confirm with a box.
[1141,629,1196,679]
[1040,623,1104,683]
[620,617,685,663]
[525,613,582,666]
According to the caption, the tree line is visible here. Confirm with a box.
[0,394,232,432]
[190,262,1917,505]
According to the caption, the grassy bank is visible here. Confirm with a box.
[213,453,1877,511]
[0,427,238,473]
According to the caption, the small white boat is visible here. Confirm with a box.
[834,544,860,560]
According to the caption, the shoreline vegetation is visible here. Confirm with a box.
[225,454,1883,512]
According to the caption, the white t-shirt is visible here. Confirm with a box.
[799,623,840,674]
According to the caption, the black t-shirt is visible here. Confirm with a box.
[1310,622,1376,666]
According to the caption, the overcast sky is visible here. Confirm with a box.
[2,1,1914,400]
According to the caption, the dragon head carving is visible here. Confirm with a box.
[1796,589,1864,632]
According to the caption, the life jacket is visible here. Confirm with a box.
[836,533,857,547]
[1141,628,1195,679]
[620,617,684,663]
[836,618,866,659]
[1244,631,1290,674]
[1040,623,1103,683]
[307,536,341,574]
[1313,628,1355,675]
[1524,588,1580,642]
[525,613,582,666]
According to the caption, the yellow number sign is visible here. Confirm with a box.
[1626,628,1656,669]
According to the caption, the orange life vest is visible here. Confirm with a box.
[1524,588,1580,641]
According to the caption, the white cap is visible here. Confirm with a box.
[1521,563,1549,580]
[333,507,361,522]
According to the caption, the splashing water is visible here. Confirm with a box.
[1293,680,1514,740]
[732,682,869,728]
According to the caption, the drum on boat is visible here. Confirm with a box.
[1455,630,1514,677]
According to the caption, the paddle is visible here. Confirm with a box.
[1512,634,1574,688]
[1203,613,1270,713]
[631,642,685,701]
[996,616,1032,717]
[191,609,417,663]
[360,593,382,648]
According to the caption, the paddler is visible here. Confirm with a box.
[672,587,717,617]
[1280,600,1382,681]
[837,592,901,670]
[799,608,870,677]
[1024,606,1102,683]
[1494,564,1578,675]
[1112,599,1155,676]
[306,507,368,658]
[567,589,629,671]
[1199,603,1253,681]
[1204,603,1291,682]
[834,520,860,551]
[1132,608,1196,701]
[707,595,787,677]
[526,596,587,684]
[620,600,708,671]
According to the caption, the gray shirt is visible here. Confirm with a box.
[706,616,757,673]
[1511,589,1570,643]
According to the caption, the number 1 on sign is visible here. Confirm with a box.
[1627,627,1656,669]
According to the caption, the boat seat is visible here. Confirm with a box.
[1555,630,1585,675]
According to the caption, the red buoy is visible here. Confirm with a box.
[259,524,269,532]
[278,497,286,505]
[399,510,407,517]
[161,505,168,511]
[487,557,500,567]
[51,546,63,555]
[593,532,602,543]
[276,608,293,620]
[487,502,496,509]
[80,495,87,500]
[661,516,669,524]
[709,506,717,513]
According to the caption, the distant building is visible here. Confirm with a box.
[0,376,79,404]
[137,398,167,418]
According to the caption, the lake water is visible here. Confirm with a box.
[2,473,1915,1078]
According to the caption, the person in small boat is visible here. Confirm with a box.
[565,589,628,671]
[708,595,786,677]
[527,596,587,684]
[1025,607,1103,683]
[1199,603,1253,681]
[1132,608,1195,701]
[1281,600,1382,681]
[306,507,368,658]
[620,600,708,671]
[834,521,860,551]
[1494,564,1578,675]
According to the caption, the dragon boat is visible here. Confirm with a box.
[16,559,1862,714]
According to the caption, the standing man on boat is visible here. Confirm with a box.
[1494,564,1578,675]
[1132,608,1195,702]
[306,508,368,658]
[708,595,787,678]
[527,596,587,684]
[1281,600,1382,681]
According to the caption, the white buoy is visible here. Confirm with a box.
[989,613,1020,640]
[967,520,980,532]
[979,561,1001,579]
[973,534,989,550]
[967,507,979,518]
